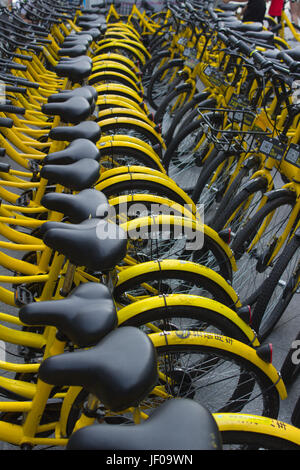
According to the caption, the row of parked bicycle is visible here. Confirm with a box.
[0,0,298,450]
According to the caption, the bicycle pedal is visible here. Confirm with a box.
[14,285,34,307]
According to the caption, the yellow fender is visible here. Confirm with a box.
[109,194,196,220]
[148,330,287,399]
[97,36,150,59]
[98,136,160,160]
[94,41,147,65]
[92,53,140,74]
[97,95,144,112]
[214,413,300,445]
[98,165,170,182]
[94,83,143,104]
[115,259,241,306]
[90,60,141,83]
[96,176,197,215]
[120,215,237,272]
[97,141,165,173]
[89,71,142,94]
[117,294,258,346]
[97,108,154,128]
[98,117,166,150]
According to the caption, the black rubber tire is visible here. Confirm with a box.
[191,150,241,215]
[252,234,300,338]
[146,59,184,110]
[210,176,269,233]
[154,82,194,125]
[141,50,172,80]
[164,92,213,147]
[232,195,297,260]
[230,195,297,305]
[163,111,219,172]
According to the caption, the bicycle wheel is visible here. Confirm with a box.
[209,157,260,230]
[98,140,164,172]
[63,330,282,436]
[251,232,300,339]
[164,91,213,147]
[96,174,197,212]
[99,117,165,156]
[146,58,185,110]
[120,215,234,281]
[147,331,283,418]
[113,259,241,311]
[141,50,172,88]
[163,115,219,192]
[216,413,300,450]
[231,194,297,306]
[154,82,194,137]
[210,176,269,233]
[191,150,244,223]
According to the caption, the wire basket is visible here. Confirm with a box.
[197,107,272,153]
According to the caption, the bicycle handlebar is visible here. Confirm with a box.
[0,117,13,128]
[0,104,26,115]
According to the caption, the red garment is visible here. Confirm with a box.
[268,0,284,16]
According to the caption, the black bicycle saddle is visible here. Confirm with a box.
[41,188,109,223]
[77,14,106,29]
[75,28,102,40]
[245,31,274,41]
[47,86,98,106]
[279,45,300,61]
[58,44,88,58]
[40,159,100,191]
[58,55,92,65]
[43,218,128,272]
[19,283,117,348]
[42,97,91,124]
[38,326,158,412]
[42,139,101,165]
[224,21,262,32]
[49,121,101,143]
[64,32,94,42]
[62,35,93,47]
[218,1,240,11]
[55,57,92,83]
[66,399,222,450]
[78,13,101,21]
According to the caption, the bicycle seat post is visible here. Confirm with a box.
[60,261,76,297]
